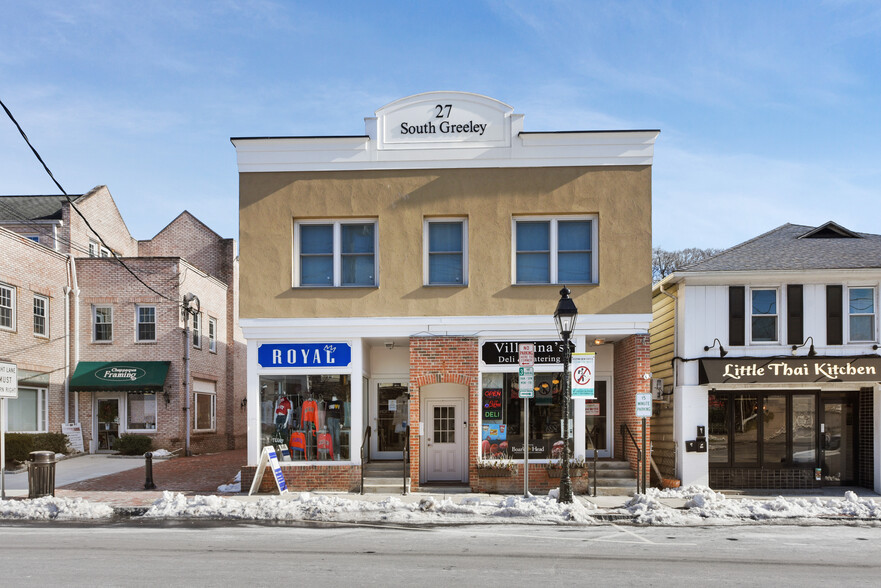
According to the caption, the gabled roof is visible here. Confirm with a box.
[680,222,881,273]
[0,194,85,222]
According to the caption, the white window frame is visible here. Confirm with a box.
[749,287,779,344]
[192,312,202,349]
[208,316,217,353]
[292,219,379,287]
[88,240,99,257]
[93,305,113,342]
[126,392,158,432]
[511,215,598,285]
[136,305,157,342]
[423,217,468,286]
[4,387,49,433]
[1,282,16,331]
[193,380,217,432]
[33,294,48,338]
[847,286,876,343]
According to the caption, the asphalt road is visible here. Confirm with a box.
[2,521,879,586]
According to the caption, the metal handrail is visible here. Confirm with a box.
[402,425,410,495]
[620,423,643,494]
[586,425,599,497]
[360,426,372,495]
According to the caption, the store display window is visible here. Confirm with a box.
[481,372,572,461]
[259,374,351,461]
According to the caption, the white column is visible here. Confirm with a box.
[874,383,881,494]
[675,385,709,487]
[349,338,364,465]
[246,339,261,465]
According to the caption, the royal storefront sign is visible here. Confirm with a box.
[699,356,881,385]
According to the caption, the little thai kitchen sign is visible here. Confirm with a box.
[700,357,881,384]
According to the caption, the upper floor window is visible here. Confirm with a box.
[513,217,596,285]
[751,288,778,343]
[137,305,156,342]
[424,219,467,285]
[848,287,875,342]
[93,306,113,342]
[0,283,15,331]
[192,312,202,348]
[208,317,217,353]
[294,220,377,287]
[88,240,110,257]
[33,295,48,337]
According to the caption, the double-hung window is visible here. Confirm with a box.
[849,287,875,342]
[7,387,48,432]
[194,379,217,431]
[295,220,377,287]
[424,219,467,285]
[33,295,48,337]
[93,306,113,342]
[208,317,217,353]
[750,288,778,343]
[0,283,14,331]
[192,312,202,348]
[137,305,156,342]
[513,216,596,284]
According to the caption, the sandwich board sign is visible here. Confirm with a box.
[248,446,289,495]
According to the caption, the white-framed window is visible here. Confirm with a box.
[6,387,48,432]
[424,218,468,286]
[1,282,15,331]
[294,219,378,287]
[136,305,156,342]
[23,234,40,243]
[93,305,113,342]
[193,379,216,431]
[127,392,157,431]
[848,287,876,342]
[750,288,778,343]
[33,294,48,337]
[512,216,597,284]
[208,317,217,353]
[88,240,99,257]
[192,312,202,348]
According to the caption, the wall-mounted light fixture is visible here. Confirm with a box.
[593,338,605,346]
[704,338,727,358]
[385,341,395,350]
[163,390,171,407]
[240,397,247,409]
[791,336,817,357]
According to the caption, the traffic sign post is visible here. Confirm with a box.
[0,361,18,501]
[635,392,652,494]
[518,344,534,497]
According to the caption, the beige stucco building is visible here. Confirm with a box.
[234,92,659,494]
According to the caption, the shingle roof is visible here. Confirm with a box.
[681,222,881,272]
[0,194,84,222]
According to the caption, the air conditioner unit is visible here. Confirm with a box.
[652,378,664,400]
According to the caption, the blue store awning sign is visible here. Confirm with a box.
[258,343,351,368]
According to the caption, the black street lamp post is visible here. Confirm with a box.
[553,286,578,504]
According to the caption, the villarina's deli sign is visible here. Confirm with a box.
[700,357,881,385]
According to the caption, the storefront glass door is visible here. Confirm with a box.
[584,380,610,457]
[371,382,408,459]
[96,398,120,451]
[821,393,857,485]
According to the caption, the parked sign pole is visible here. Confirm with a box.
[518,344,534,498]
[0,361,19,500]
[635,392,652,495]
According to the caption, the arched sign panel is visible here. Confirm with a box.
[376,92,513,150]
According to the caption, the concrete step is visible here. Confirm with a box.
[594,477,638,486]
[363,476,410,485]
[362,483,408,494]
[594,485,636,496]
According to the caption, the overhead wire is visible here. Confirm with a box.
[1,97,179,304]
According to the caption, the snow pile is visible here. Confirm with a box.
[147,449,174,458]
[142,491,598,525]
[0,496,114,520]
[623,493,704,525]
[217,471,241,493]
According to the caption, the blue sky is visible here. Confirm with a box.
[2,1,879,250]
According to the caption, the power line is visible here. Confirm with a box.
[1,97,179,304]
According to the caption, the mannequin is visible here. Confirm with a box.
[326,395,343,460]
[300,394,320,459]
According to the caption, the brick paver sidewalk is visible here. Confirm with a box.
[57,449,246,503]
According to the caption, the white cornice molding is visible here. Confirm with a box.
[676,268,881,286]
[239,313,651,341]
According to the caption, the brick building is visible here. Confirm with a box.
[233,92,658,493]
[0,186,245,455]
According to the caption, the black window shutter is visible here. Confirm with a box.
[826,285,843,345]
[787,285,804,346]
[729,286,745,346]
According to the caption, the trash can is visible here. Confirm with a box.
[28,451,57,499]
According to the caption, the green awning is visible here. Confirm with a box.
[70,361,171,391]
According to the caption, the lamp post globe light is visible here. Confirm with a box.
[553,286,578,504]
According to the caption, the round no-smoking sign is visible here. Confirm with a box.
[573,365,592,386]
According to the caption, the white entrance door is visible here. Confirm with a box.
[424,398,465,482]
